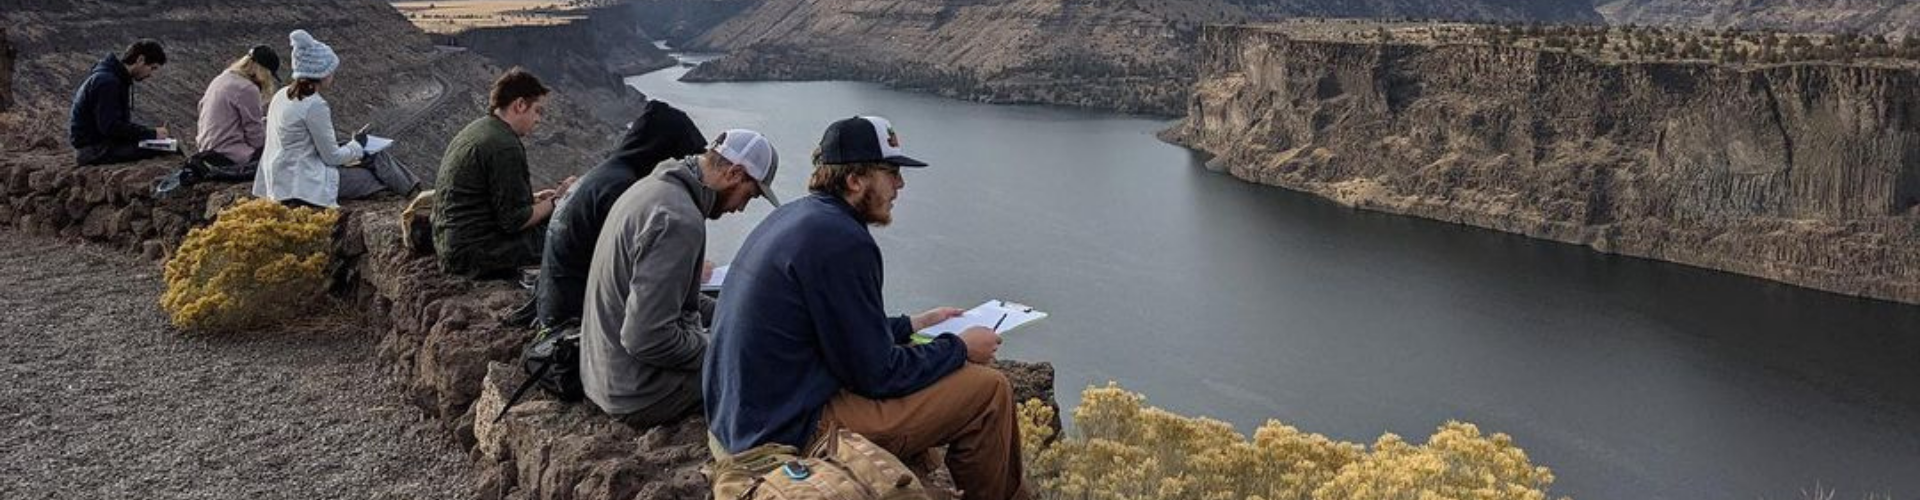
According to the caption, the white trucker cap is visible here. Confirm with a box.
[713,128,781,206]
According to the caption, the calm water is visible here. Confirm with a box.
[628,63,1920,500]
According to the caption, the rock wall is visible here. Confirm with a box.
[679,0,1601,116]
[1166,25,1920,304]
[0,158,1061,500]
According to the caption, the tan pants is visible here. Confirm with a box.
[810,364,1031,500]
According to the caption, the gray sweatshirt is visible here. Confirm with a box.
[580,158,716,417]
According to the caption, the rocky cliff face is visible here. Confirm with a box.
[1598,0,1920,38]
[623,0,760,45]
[1,0,618,184]
[446,6,675,126]
[1166,25,1920,304]
[682,0,1602,115]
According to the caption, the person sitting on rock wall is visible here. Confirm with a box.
[705,116,1030,500]
[580,129,780,428]
[69,39,170,166]
[433,67,576,280]
[254,30,419,209]
[535,100,707,328]
[194,45,280,169]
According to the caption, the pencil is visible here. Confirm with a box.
[992,313,1008,332]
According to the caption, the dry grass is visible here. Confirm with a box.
[1790,484,1898,500]
[391,0,587,33]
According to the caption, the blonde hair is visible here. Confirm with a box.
[226,55,274,100]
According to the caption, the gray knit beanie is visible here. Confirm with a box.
[289,30,339,80]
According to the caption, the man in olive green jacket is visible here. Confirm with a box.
[434,68,574,279]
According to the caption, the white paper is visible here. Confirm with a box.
[138,138,178,151]
[701,265,729,292]
[917,300,1048,337]
[363,135,396,154]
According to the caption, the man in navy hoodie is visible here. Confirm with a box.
[705,116,1027,500]
[70,39,170,166]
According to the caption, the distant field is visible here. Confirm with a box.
[391,0,586,33]
[1245,18,1920,68]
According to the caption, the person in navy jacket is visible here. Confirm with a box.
[705,116,1029,500]
[70,39,170,166]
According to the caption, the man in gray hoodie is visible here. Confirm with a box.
[579,129,779,427]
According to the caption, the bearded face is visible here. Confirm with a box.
[852,166,903,226]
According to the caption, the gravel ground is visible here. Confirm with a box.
[0,231,474,499]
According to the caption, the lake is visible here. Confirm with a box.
[628,60,1920,500]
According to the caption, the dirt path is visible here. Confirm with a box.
[0,231,474,499]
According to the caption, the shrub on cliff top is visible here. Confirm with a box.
[161,198,337,333]
[1019,383,1565,500]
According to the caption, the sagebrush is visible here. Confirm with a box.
[161,198,337,332]
[1020,383,1565,500]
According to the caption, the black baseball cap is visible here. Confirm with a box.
[249,45,282,84]
[818,116,927,167]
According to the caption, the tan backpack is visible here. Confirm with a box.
[710,429,930,500]
[400,189,435,255]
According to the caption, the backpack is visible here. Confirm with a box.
[492,323,583,423]
[191,151,257,182]
[709,429,930,500]
[400,189,436,255]
[154,151,255,197]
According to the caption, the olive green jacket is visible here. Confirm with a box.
[433,116,538,277]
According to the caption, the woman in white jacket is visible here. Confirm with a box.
[254,29,417,208]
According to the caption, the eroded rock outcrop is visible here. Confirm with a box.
[680,0,1600,115]
[1165,24,1920,304]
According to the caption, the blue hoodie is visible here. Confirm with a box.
[704,193,967,453]
[69,54,156,149]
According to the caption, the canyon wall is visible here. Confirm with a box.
[446,6,676,126]
[681,0,1602,115]
[1165,25,1920,304]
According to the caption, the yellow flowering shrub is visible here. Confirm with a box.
[160,198,338,332]
[1020,383,1565,500]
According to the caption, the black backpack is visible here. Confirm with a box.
[493,322,584,423]
[153,151,258,197]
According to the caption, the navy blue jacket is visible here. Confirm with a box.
[705,193,966,453]
[537,100,706,326]
[69,55,156,149]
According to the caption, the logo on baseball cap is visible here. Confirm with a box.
[713,129,781,206]
[819,116,927,168]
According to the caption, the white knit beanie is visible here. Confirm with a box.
[289,30,339,80]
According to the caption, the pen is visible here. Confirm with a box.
[991,313,1008,332]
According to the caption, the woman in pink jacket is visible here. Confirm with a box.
[194,45,279,167]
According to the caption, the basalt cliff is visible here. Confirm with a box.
[680,0,1601,115]
[1164,24,1920,304]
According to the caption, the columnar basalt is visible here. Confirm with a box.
[1165,24,1920,304]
